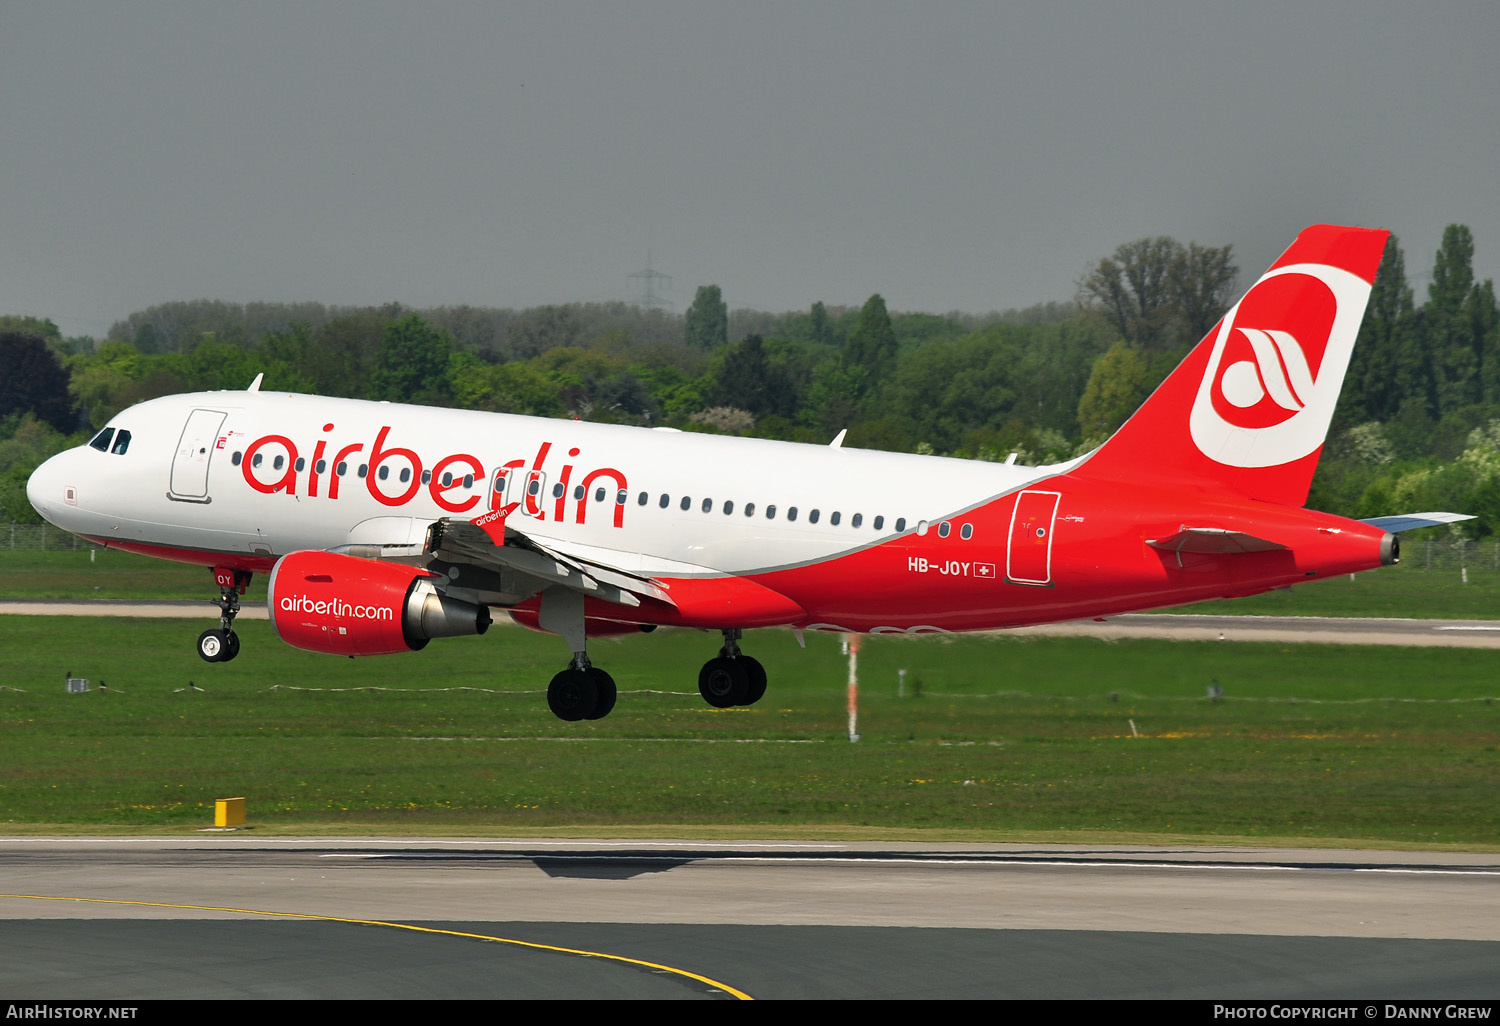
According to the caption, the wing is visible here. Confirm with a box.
[424,511,676,610]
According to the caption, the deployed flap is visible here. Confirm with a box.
[428,516,675,609]
[1360,512,1475,533]
[1147,527,1288,555]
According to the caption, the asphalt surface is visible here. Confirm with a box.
[3,838,1499,999]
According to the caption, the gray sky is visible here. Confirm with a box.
[3,2,1496,340]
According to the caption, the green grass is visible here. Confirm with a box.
[2,616,1497,847]
[0,548,258,602]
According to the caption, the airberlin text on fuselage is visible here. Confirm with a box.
[236,426,630,528]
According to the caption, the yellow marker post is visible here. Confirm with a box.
[214,797,246,828]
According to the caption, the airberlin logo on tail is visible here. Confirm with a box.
[1215,328,1317,427]
[1190,262,1373,469]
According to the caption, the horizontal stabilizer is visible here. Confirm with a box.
[1359,512,1475,533]
[1148,527,1288,555]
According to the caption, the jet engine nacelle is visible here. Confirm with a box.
[267,550,491,656]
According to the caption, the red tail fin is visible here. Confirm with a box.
[1073,224,1389,507]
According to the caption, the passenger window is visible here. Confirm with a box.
[596,487,607,502]
[638,491,648,506]
[423,470,433,484]
[723,500,734,515]
[766,505,777,520]
[89,429,115,452]
[873,515,884,530]
[917,520,929,536]
[527,477,539,494]
[659,493,670,508]
[295,458,306,472]
[745,503,755,516]
[702,498,713,513]
[316,460,327,474]
[961,523,973,540]
[399,468,411,483]
[552,482,564,498]
[358,464,368,478]
[896,518,907,532]
[441,472,453,487]
[787,507,798,522]
[830,512,841,526]
[336,462,347,476]
[274,455,285,471]
[463,475,474,489]
[111,430,131,455]
[809,509,820,524]
[231,451,242,466]
[851,513,862,528]
[680,496,691,511]
[616,489,627,504]
[938,521,951,538]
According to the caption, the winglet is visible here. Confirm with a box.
[247,373,264,392]
[829,429,847,449]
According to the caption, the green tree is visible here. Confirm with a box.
[370,314,453,404]
[1168,242,1238,341]
[684,285,728,349]
[1079,236,1236,357]
[1077,342,1153,440]
[1341,235,1427,424]
[1079,237,1180,354]
[1425,225,1481,413]
[0,333,73,432]
[842,293,897,389]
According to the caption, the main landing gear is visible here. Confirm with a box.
[198,567,252,663]
[697,629,767,709]
[537,586,768,722]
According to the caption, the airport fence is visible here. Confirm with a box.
[4,522,87,551]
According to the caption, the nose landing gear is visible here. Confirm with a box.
[198,567,252,663]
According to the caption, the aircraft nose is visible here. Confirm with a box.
[26,451,70,520]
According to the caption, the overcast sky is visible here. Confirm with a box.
[3,2,1496,339]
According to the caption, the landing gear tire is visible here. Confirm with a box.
[699,656,749,708]
[740,655,767,706]
[197,629,236,663]
[548,668,600,722]
[585,667,617,720]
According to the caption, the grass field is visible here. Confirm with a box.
[2,616,1497,847]
[3,546,1498,618]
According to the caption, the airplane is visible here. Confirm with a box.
[25,224,1470,721]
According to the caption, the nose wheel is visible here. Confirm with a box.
[197,628,240,663]
[199,567,251,662]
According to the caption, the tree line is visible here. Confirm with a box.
[3,224,1498,536]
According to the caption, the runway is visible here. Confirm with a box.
[8,600,1500,648]
[3,838,1499,999]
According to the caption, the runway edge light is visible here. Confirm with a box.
[215,797,246,828]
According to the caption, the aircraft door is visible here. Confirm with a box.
[169,409,228,502]
[1007,489,1060,585]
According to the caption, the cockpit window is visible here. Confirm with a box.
[88,428,115,453]
[110,430,132,455]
